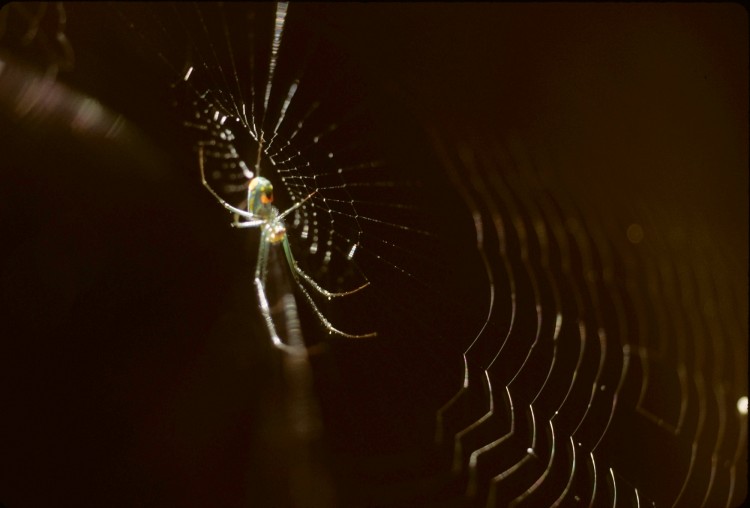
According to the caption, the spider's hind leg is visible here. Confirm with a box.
[254,234,307,354]
[294,280,377,340]
[280,237,375,339]
[281,236,370,299]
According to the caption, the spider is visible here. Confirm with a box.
[199,144,376,353]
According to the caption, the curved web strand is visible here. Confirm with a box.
[429,125,746,507]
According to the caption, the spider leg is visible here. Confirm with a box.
[231,219,265,229]
[293,275,377,339]
[255,276,306,355]
[254,230,306,355]
[276,189,318,222]
[281,236,369,298]
[256,228,270,288]
[199,144,256,219]
[231,207,264,228]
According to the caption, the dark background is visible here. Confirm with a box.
[1,3,747,507]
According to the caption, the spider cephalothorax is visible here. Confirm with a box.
[248,176,275,217]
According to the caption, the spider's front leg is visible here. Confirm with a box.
[199,143,257,220]
[276,189,318,221]
[231,214,264,228]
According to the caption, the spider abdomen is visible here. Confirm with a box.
[267,222,287,244]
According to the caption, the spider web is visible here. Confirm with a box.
[99,3,488,504]
[107,2,480,347]
[416,5,748,507]
[430,129,748,507]
[1,3,747,508]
